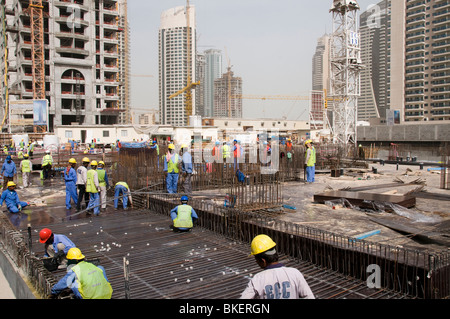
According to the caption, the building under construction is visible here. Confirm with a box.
[0,0,130,132]
[0,141,449,301]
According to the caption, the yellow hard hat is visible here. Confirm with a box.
[90,160,98,166]
[181,144,188,149]
[82,157,90,163]
[7,181,16,187]
[98,161,105,166]
[69,158,77,164]
[305,139,312,146]
[250,234,276,256]
[66,248,85,261]
[168,144,175,150]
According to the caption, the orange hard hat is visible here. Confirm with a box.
[39,228,52,243]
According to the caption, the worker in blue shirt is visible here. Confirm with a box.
[50,248,112,299]
[39,227,76,269]
[0,181,29,213]
[1,155,17,190]
[64,158,78,210]
[180,144,193,194]
[170,196,198,232]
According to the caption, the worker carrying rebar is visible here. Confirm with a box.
[0,181,29,213]
[114,182,132,210]
[39,228,76,270]
[97,161,110,211]
[170,196,198,232]
[180,144,193,194]
[49,248,113,299]
[164,144,180,194]
[20,153,32,188]
[64,158,78,210]
[1,155,17,190]
[41,150,53,180]
[240,234,315,299]
[86,160,101,216]
[305,140,316,183]
[76,157,90,212]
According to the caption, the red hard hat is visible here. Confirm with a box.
[39,228,52,243]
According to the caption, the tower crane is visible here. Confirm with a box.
[168,0,200,125]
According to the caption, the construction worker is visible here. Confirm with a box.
[50,248,113,299]
[39,228,76,269]
[114,181,132,210]
[28,140,35,159]
[170,196,198,232]
[0,181,29,213]
[97,161,110,211]
[305,140,316,183]
[64,158,78,210]
[180,144,193,194]
[17,148,24,160]
[76,157,90,211]
[86,160,100,216]
[222,141,230,163]
[20,153,32,188]
[9,139,15,155]
[1,155,17,190]
[232,140,239,171]
[89,139,96,154]
[286,138,293,162]
[19,139,25,149]
[41,150,53,180]
[240,234,315,299]
[164,144,180,194]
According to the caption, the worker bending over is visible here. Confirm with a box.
[0,181,29,213]
[240,234,315,299]
[50,248,113,299]
[114,181,132,210]
[39,228,76,269]
[170,196,198,232]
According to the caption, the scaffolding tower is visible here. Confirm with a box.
[329,0,363,151]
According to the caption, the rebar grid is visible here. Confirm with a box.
[144,192,449,299]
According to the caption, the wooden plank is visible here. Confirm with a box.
[314,190,416,208]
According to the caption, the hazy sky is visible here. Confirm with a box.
[127,0,378,121]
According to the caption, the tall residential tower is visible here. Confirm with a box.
[158,5,196,126]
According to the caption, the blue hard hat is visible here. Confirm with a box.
[181,196,189,202]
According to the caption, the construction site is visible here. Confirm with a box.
[0,0,449,303]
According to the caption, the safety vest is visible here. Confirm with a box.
[42,154,52,166]
[166,154,179,173]
[306,146,316,167]
[18,151,23,159]
[71,262,113,299]
[115,182,129,189]
[86,169,99,193]
[21,160,31,173]
[173,205,193,228]
[222,145,230,159]
[97,169,107,187]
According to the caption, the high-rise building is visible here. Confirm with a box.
[312,34,330,92]
[0,0,128,132]
[390,0,450,123]
[311,34,330,130]
[117,0,131,125]
[203,49,222,118]
[359,0,391,122]
[195,52,205,117]
[213,69,242,118]
[159,5,196,126]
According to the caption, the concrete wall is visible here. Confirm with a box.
[358,123,450,142]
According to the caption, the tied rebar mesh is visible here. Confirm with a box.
[145,191,450,299]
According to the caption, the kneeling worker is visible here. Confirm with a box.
[39,228,76,269]
[240,234,315,299]
[170,196,198,232]
[0,181,29,213]
[50,248,113,299]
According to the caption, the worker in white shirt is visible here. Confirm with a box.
[240,234,315,299]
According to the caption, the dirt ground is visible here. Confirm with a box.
[277,163,450,253]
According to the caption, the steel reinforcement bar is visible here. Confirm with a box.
[146,192,449,299]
